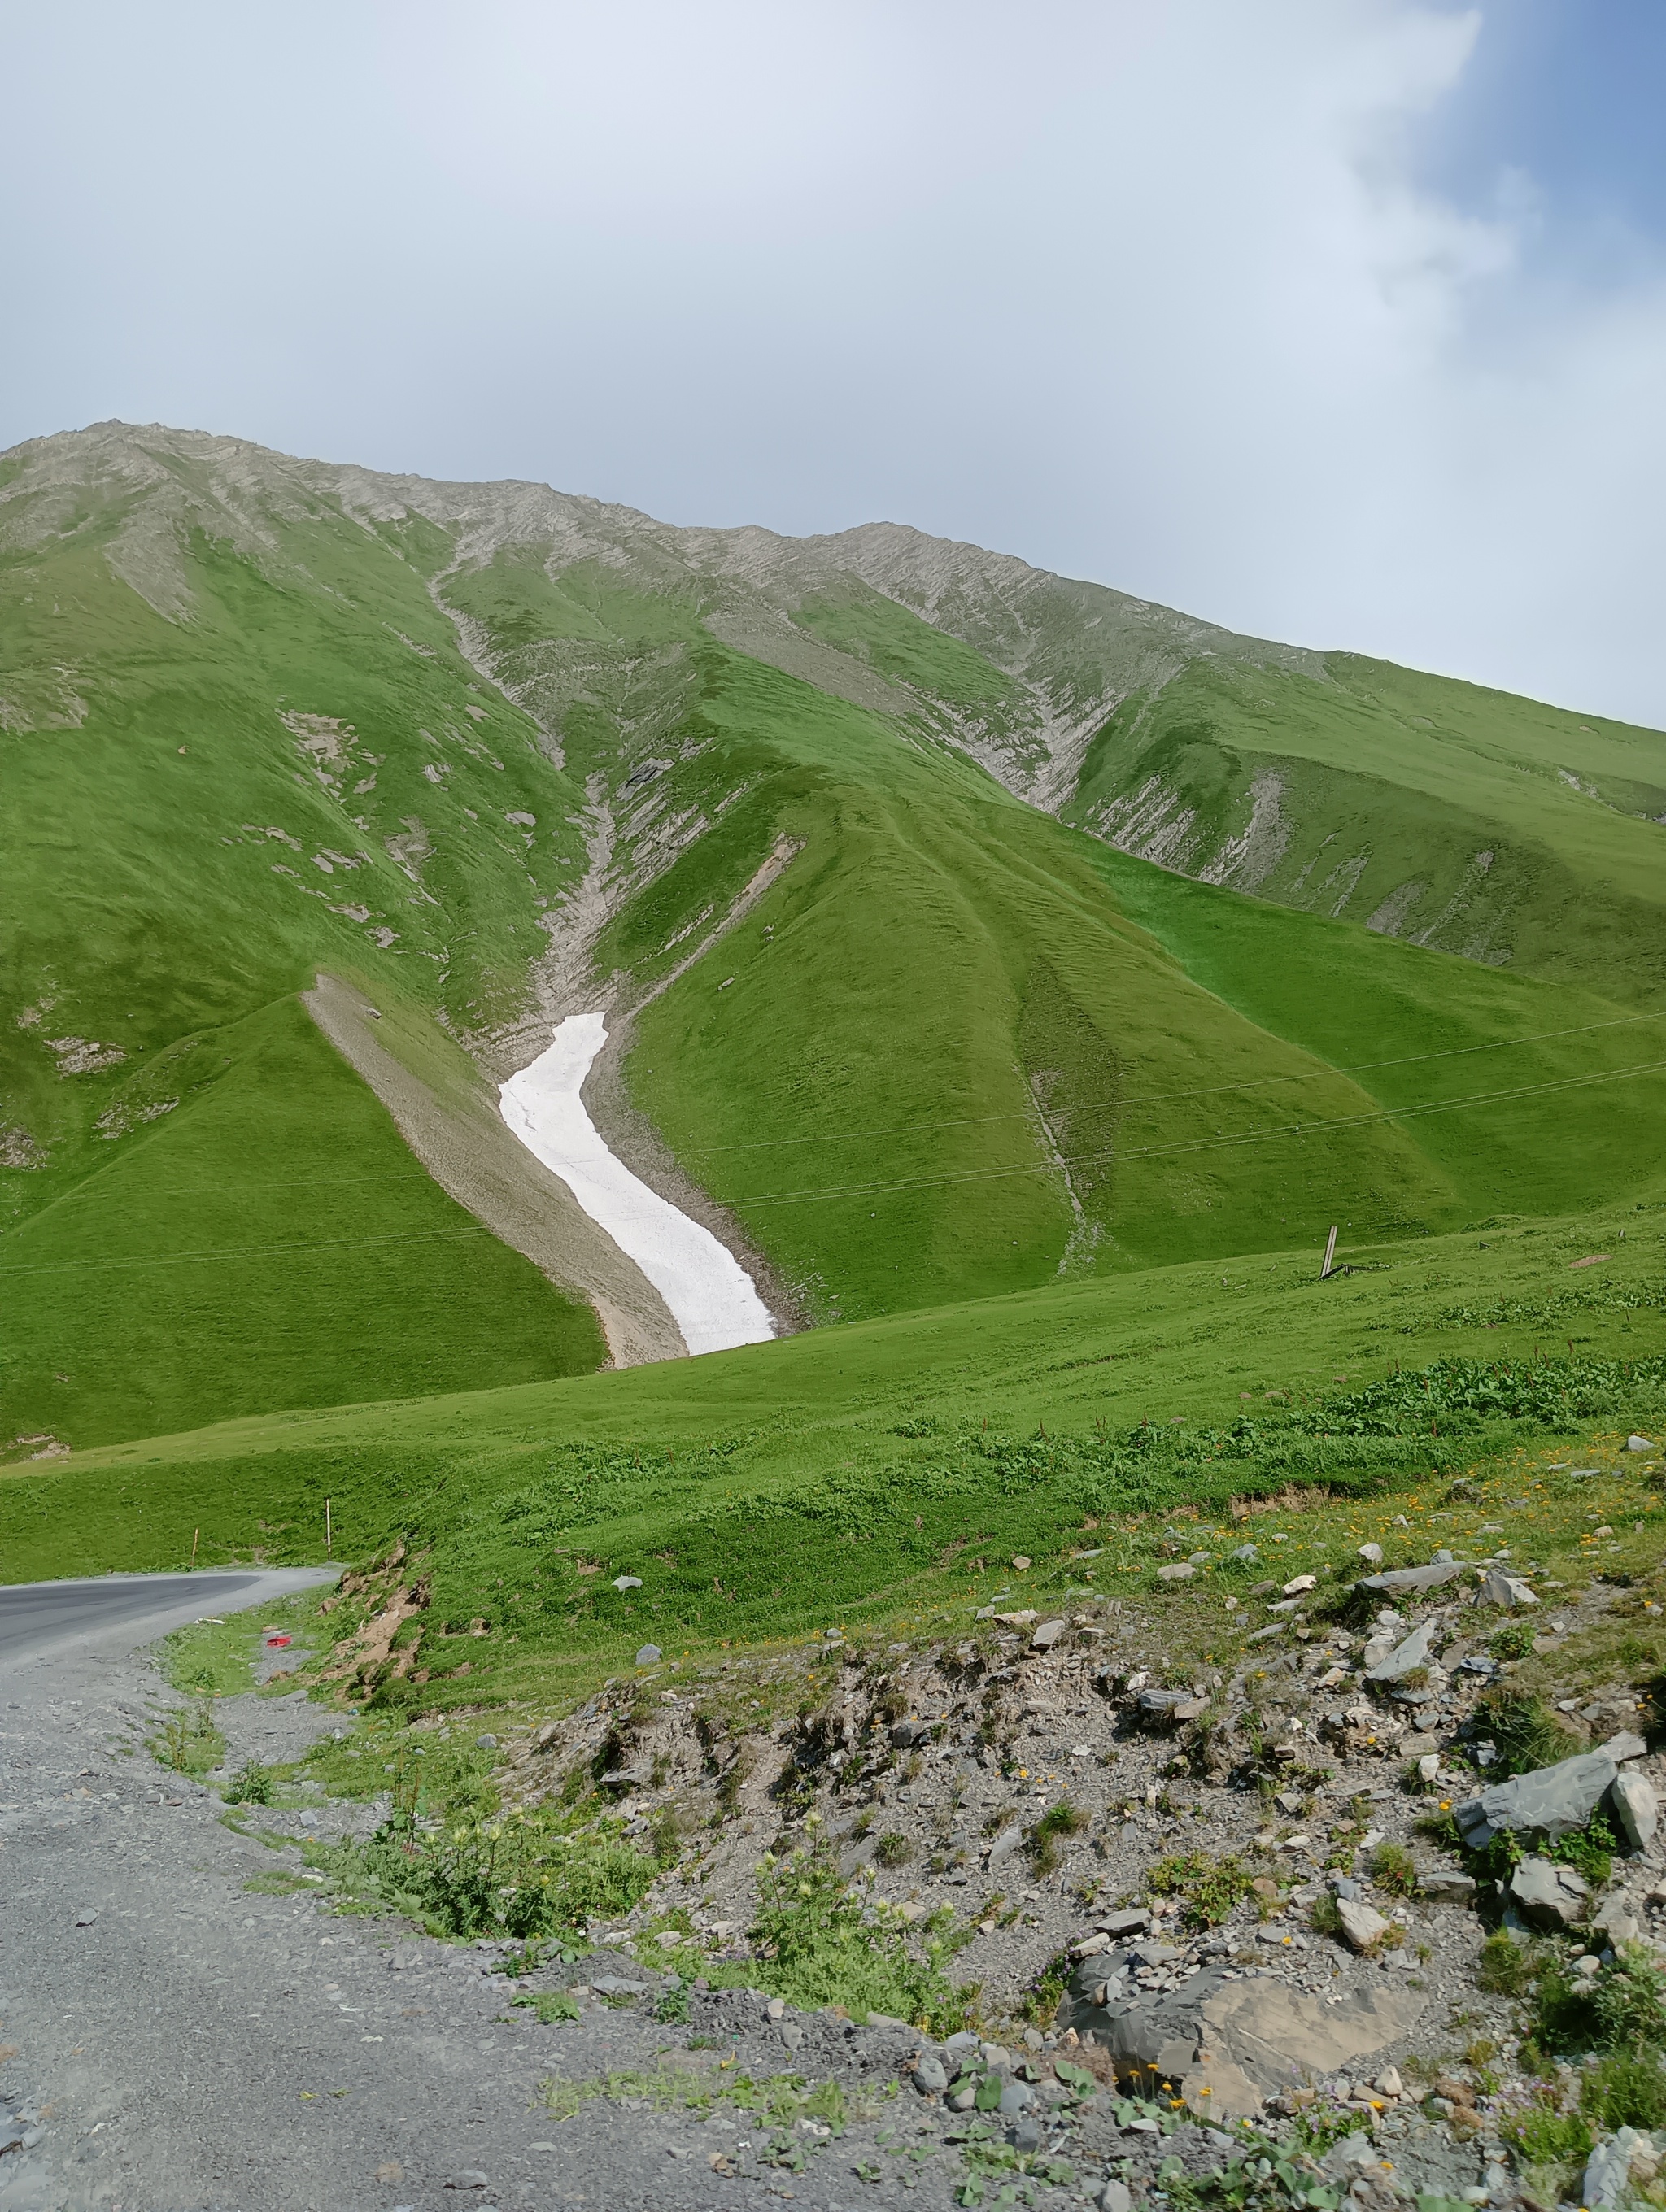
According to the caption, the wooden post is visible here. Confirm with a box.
[1320,1226,1338,1280]
[325,1498,333,1558]
[190,1526,199,1569]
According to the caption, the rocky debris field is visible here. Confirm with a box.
[16,1431,1666,2211]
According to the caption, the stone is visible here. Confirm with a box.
[1454,1750,1618,1846]
[1073,1932,1113,1957]
[1097,1908,1151,1936]
[944,2031,981,2055]
[635,1644,662,1667]
[74,1907,99,1927]
[588,1975,651,1998]
[1232,1544,1259,1563]
[1359,1561,1465,1596]
[1010,2117,1043,2153]
[914,2055,948,2093]
[1418,1753,1441,1783]
[1628,1437,1655,1453]
[613,1575,643,1591]
[997,2079,1036,2118]
[445,2175,489,2192]
[1136,1687,1196,1726]
[1098,2184,1133,2212]
[987,1825,1024,1868]
[1031,1618,1067,1650]
[1365,1619,1437,1684]
[1336,1899,1392,1953]
[1595,1896,1645,1945]
[1613,1770,1660,1853]
[1283,1575,1317,1596]
[1598,1731,1649,1764]
[1157,1563,1196,1583]
[1478,1570,1538,1609]
[1509,1856,1590,1932]
[778,2022,805,2049]
[474,1734,497,1750]
[1376,2067,1403,2098]
[1062,1960,1423,2101]
[1357,1544,1384,1567]
[765,1998,786,2021]
[533,1721,562,1750]
[1420,1870,1477,1905]
[1585,2129,1657,2209]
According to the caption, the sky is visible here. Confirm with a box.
[4,0,1666,727]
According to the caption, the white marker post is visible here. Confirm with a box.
[1320,1225,1338,1280]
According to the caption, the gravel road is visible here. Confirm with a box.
[0,1577,1018,2212]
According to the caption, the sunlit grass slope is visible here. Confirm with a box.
[1,455,612,1443]
[6,1200,1661,1711]
[1,995,602,1451]
[1063,653,1666,999]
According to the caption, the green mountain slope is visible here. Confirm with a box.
[3,421,1664,1456]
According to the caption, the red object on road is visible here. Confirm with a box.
[264,1634,292,1649]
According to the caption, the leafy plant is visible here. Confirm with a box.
[1499,2096,1592,2175]
[749,1842,972,2032]
[654,1983,691,2025]
[874,1833,913,1868]
[514,1989,582,2023]
[1371,1843,1419,1898]
[1581,2050,1666,2131]
[222,1761,275,1805]
[325,1804,663,1940]
[1476,1932,1538,1996]
[150,1703,225,1776]
[1489,1622,1538,1662]
[1146,1851,1256,1928]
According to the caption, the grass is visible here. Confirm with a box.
[7,1194,1666,1722]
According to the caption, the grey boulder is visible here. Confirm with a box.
[1612,1770,1660,1853]
[1336,1899,1392,1952]
[1359,1561,1465,1596]
[1510,1856,1590,1931]
[1478,1570,1538,1609]
[1364,1619,1437,1684]
[1419,1869,1477,1905]
[1062,1959,1422,2112]
[1454,1750,1617,1846]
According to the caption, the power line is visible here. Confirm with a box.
[679,1011,1664,1156]
[716,1055,1666,1211]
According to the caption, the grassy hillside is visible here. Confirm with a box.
[4,423,1664,1458]
[7,1199,1661,1679]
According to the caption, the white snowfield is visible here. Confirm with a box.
[498,1012,775,1357]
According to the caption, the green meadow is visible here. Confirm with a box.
[2,425,1664,1687]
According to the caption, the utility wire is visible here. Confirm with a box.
[679,1011,1664,1156]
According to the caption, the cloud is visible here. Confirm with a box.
[2,0,1664,726]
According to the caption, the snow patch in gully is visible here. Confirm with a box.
[499,1012,774,1356]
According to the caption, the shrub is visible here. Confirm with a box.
[1147,1850,1256,1929]
[1372,1843,1419,1897]
[150,1703,225,1776]
[748,1842,972,2032]
[1500,2097,1593,2175]
[1026,1801,1089,1875]
[873,1832,913,1869]
[223,1761,275,1805]
[1474,1692,1578,1778]
[1582,2050,1666,2131]
[1593,1943,1666,2055]
[327,1805,663,1940]
[1550,1813,1616,1890]
[1489,1622,1538,1662]
[1476,1932,1537,1996]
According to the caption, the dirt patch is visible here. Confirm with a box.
[302,972,683,1368]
